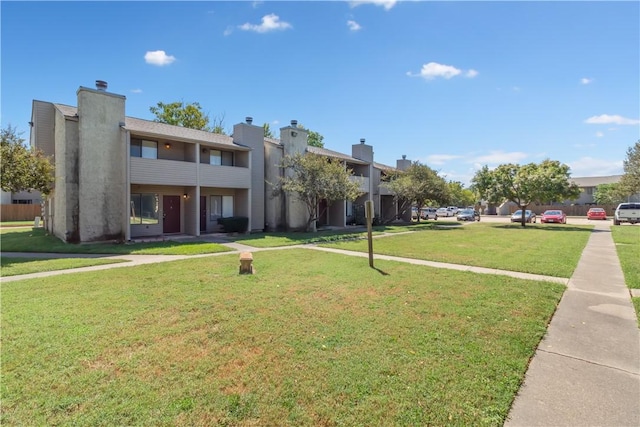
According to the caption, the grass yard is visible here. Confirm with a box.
[320,222,593,278]
[229,222,442,248]
[610,226,640,289]
[1,250,564,426]
[0,221,35,227]
[0,228,232,255]
[610,225,640,325]
[0,256,129,277]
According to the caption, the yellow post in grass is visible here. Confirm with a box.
[365,200,374,268]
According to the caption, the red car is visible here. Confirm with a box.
[541,210,567,224]
[587,207,607,220]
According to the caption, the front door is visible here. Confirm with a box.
[163,195,181,234]
[200,196,207,232]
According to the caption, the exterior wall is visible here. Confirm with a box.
[30,100,56,156]
[280,124,309,230]
[396,157,411,171]
[233,122,265,231]
[0,191,11,205]
[77,87,126,242]
[53,112,80,242]
[264,142,285,231]
[131,157,198,186]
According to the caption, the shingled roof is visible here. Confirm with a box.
[52,103,248,151]
[570,175,622,187]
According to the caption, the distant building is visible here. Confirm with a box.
[570,175,640,204]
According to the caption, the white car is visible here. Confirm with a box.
[420,208,438,220]
[436,207,452,217]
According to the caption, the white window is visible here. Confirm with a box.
[141,140,157,159]
[130,193,159,224]
[210,150,221,166]
[210,195,234,221]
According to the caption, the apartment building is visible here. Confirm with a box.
[30,81,408,242]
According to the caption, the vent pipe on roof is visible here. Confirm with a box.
[360,138,365,144]
[95,80,108,91]
[290,120,298,127]
[245,116,253,125]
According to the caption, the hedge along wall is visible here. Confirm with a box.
[0,205,42,221]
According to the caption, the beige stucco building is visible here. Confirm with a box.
[31,81,408,243]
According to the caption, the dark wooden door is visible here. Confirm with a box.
[163,195,181,234]
[200,196,207,232]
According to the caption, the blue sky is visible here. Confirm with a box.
[2,0,639,185]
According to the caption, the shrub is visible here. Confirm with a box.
[217,216,249,233]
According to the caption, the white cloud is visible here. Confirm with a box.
[584,114,640,125]
[566,157,623,177]
[595,131,604,137]
[130,88,143,94]
[580,77,594,85]
[239,14,292,33]
[470,151,529,165]
[466,69,479,78]
[573,142,596,149]
[349,0,397,10]
[223,26,234,36]
[252,1,263,8]
[347,20,362,31]
[144,50,176,66]
[407,62,477,80]
[426,154,462,165]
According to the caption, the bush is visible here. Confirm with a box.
[217,216,249,233]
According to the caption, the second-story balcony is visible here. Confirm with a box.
[350,175,370,193]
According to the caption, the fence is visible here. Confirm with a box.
[507,204,618,217]
[1,204,42,222]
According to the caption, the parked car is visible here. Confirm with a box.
[614,202,640,225]
[420,207,438,220]
[436,207,453,217]
[456,209,480,222]
[447,206,459,215]
[587,207,607,220]
[511,209,536,223]
[541,210,567,224]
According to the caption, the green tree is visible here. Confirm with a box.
[619,140,640,199]
[447,181,477,207]
[273,153,362,232]
[593,183,625,205]
[1,125,54,195]
[382,162,449,222]
[471,160,580,227]
[296,124,324,148]
[263,123,275,138]
[149,101,227,134]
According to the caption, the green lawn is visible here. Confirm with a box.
[1,250,564,426]
[0,228,232,255]
[610,225,640,289]
[1,256,128,277]
[0,221,35,227]
[229,222,442,248]
[320,222,593,278]
[610,225,640,325]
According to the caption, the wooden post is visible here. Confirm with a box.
[239,252,254,274]
[365,200,374,268]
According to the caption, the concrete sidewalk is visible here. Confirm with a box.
[506,223,640,426]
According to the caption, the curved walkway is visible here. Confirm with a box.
[2,223,639,426]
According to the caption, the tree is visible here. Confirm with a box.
[1,125,54,195]
[273,152,362,232]
[263,123,275,139]
[618,140,640,199]
[471,160,580,227]
[149,101,227,134]
[382,162,449,222]
[593,183,625,205]
[447,181,476,208]
[296,124,324,148]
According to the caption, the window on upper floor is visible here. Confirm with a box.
[209,149,234,166]
[130,139,158,159]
